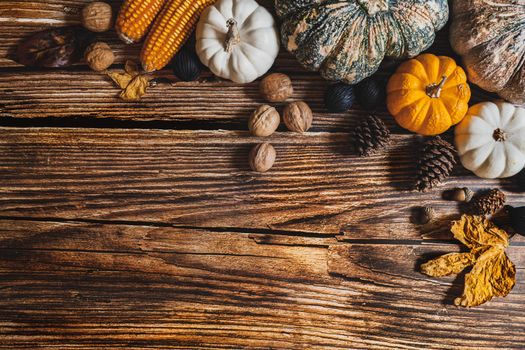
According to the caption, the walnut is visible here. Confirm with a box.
[82,1,113,33]
[248,105,280,137]
[283,101,313,133]
[249,143,276,173]
[259,73,293,102]
[85,42,115,71]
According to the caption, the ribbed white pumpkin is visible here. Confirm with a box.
[196,0,280,84]
[455,101,525,179]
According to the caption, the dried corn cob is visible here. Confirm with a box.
[115,0,167,44]
[141,0,216,72]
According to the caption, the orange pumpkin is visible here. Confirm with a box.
[387,54,471,136]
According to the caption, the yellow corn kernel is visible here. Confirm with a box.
[115,0,167,44]
[140,0,217,72]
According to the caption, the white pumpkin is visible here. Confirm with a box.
[196,0,280,84]
[455,101,525,179]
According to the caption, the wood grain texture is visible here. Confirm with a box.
[1,0,525,348]
[1,127,523,237]
[1,219,525,349]
[0,0,496,129]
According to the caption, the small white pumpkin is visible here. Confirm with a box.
[455,101,525,179]
[196,0,280,84]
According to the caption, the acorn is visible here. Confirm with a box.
[324,83,355,113]
[506,206,525,237]
[171,46,202,81]
[416,206,435,225]
[443,187,474,202]
[354,76,386,110]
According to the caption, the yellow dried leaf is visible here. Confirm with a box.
[120,75,150,101]
[455,246,515,307]
[451,215,509,249]
[420,215,516,308]
[108,71,132,89]
[420,252,475,277]
[107,61,150,101]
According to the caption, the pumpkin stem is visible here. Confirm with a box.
[426,75,448,98]
[493,128,507,142]
[357,0,389,16]
[225,19,241,54]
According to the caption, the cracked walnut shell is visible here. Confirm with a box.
[259,73,293,102]
[249,142,276,173]
[82,1,113,33]
[85,42,115,71]
[248,105,280,137]
[283,101,313,133]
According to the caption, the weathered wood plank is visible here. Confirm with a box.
[0,71,349,130]
[0,1,498,129]
[1,219,524,349]
[0,128,523,237]
[0,70,497,131]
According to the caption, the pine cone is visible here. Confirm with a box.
[353,115,390,156]
[470,189,506,216]
[415,136,457,192]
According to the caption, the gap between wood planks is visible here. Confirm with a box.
[3,215,525,248]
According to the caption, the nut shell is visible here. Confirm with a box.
[283,101,313,133]
[248,105,280,137]
[85,42,115,71]
[82,2,113,33]
[249,143,276,173]
[260,73,293,102]
[416,206,435,225]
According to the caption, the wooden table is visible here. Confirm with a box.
[1,1,524,348]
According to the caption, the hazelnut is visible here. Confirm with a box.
[416,206,435,225]
[283,101,313,133]
[82,1,113,33]
[85,42,115,71]
[248,105,280,137]
[260,73,293,102]
[249,143,276,173]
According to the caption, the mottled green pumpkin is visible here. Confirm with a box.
[276,0,449,84]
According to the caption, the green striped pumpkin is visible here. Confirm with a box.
[276,0,449,84]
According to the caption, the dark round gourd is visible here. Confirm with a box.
[325,83,355,113]
[507,206,525,237]
[355,77,386,110]
[172,46,202,82]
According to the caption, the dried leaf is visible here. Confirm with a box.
[420,215,516,307]
[16,26,93,67]
[420,252,476,277]
[108,71,133,89]
[455,246,515,307]
[106,61,150,101]
[120,75,150,101]
[451,215,509,249]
